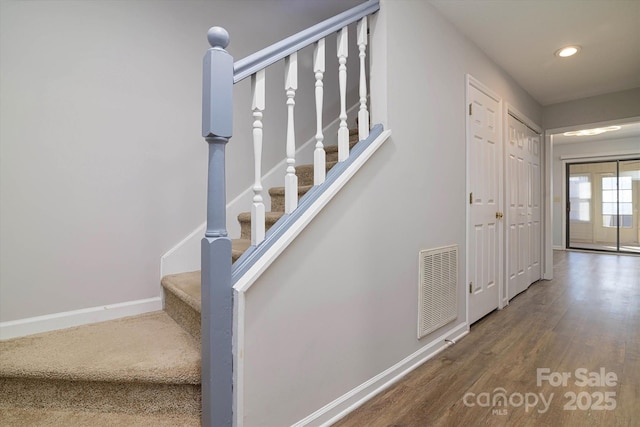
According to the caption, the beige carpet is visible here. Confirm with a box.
[0,312,201,421]
[0,407,200,426]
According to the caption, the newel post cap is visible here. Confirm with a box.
[207,27,230,50]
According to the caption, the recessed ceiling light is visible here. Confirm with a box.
[563,126,621,137]
[555,45,581,58]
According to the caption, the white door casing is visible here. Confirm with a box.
[529,128,542,285]
[467,77,502,325]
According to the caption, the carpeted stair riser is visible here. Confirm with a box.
[0,407,200,427]
[269,184,313,212]
[294,161,338,187]
[237,211,284,240]
[163,287,201,343]
[325,133,359,163]
[0,378,200,416]
[0,312,201,420]
[161,271,201,343]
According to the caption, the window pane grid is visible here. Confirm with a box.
[601,176,633,228]
[569,175,591,222]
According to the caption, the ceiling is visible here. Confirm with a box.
[428,0,640,107]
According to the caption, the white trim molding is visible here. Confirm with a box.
[559,150,640,161]
[292,323,469,427]
[0,297,162,340]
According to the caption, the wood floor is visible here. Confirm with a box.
[335,250,640,427]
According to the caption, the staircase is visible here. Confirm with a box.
[0,0,382,422]
[0,132,359,425]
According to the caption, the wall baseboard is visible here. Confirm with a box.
[552,245,565,250]
[291,323,469,427]
[0,297,162,340]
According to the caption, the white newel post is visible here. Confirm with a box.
[337,26,349,162]
[251,69,266,245]
[313,39,326,185]
[357,16,369,140]
[284,52,298,213]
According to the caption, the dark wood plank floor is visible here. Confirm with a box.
[335,250,640,427]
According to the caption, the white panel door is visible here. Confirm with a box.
[506,119,527,298]
[468,83,502,324]
[506,115,541,299]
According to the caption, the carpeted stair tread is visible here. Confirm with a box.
[232,238,252,262]
[237,211,285,240]
[295,160,338,186]
[269,184,313,212]
[0,311,199,384]
[162,271,201,313]
[0,407,201,427]
[324,138,359,154]
[237,210,284,223]
[269,184,314,197]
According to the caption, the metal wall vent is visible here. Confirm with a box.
[418,245,458,339]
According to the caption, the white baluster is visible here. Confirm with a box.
[313,39,326,185]
[284,52,298,213]
[337,26,349,162]
[357,17,369,140]
[251,69,266,245]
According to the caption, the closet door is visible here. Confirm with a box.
[506,115,541,300]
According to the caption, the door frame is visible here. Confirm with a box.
[465,74,503,324]
[503,103,543,306]
[545,116,640,277]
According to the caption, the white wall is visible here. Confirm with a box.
[239,1,542,425]
[551,136,640,247]
[0,0,362,324]
[543,88,640,130]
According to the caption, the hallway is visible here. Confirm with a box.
[335,251,640,426]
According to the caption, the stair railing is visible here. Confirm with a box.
[200,1,379,426]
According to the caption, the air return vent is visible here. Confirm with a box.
[418,245,458,339]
